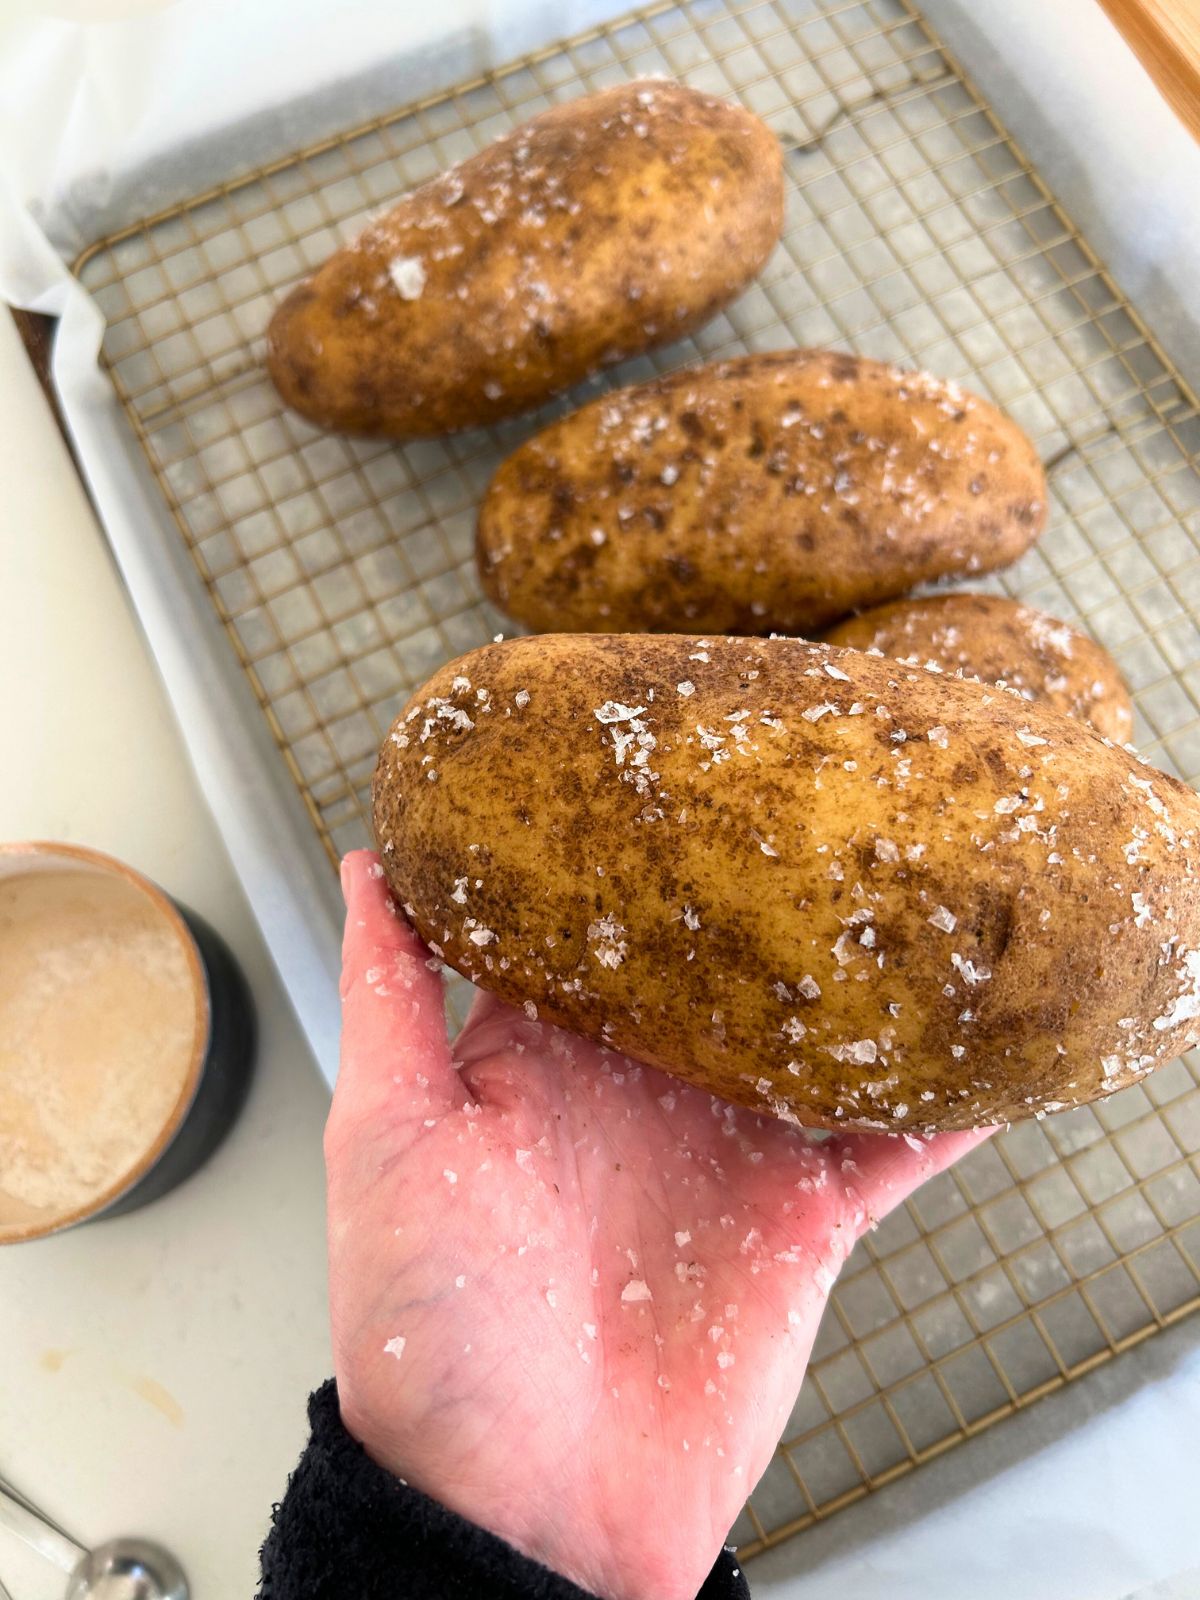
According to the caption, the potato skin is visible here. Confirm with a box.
[373,634,1200,1133]
[266,82,783,437]
[825,594,1134,744]
[476,351,1046,633]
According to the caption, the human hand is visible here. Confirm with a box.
[327,850,991,1600]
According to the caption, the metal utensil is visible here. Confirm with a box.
[0,1479,187,1600]
[0,1478,23,1600]
[0,1470,73,1541]
[63,1540,189,1600]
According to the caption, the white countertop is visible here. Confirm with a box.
[0,309,333,1599]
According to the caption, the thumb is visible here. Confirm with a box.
[831,1125,997,1237]
[332,850,463,1131]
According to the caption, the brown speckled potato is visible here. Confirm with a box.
[266,82,783,437]
[476,351,1046,633]
[373,634,1200,1133]
[824,593,1134,744]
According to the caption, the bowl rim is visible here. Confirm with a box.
[0,840,211,1244]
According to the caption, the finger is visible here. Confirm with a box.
[831,1125,997,1234]
[457,983,516,1042]
[334,850,462,1127]
[452,984,540,1069]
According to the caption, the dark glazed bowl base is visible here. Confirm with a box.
[99,905,257,1221]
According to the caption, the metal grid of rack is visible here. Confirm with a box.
[73,0,1200,1559]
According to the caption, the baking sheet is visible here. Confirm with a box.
[753,1316,1200,1599]
[2,1,1199,1595]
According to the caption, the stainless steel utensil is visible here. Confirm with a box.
[0,1471,73,1541]
[63,1541,189,1600]
[0,1479,187,1600]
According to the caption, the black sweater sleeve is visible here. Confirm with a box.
[258,1380,750,1600]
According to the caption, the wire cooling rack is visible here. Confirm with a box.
[73,0,1200,1560]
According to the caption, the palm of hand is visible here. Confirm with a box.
[329,853,986,1600]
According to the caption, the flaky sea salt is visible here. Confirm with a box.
[588,915,628,970]
[825,1039,878,1064]
[951,952,992,985]
[594,700,646,724]
[389,256,427,299]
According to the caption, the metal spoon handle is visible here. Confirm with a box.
[0,1479,85,1573]
[0,1470,75,1542]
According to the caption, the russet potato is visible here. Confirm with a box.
[477,351,1046,633]
[373,634,1200,1133]
[824,593,1133,743]
[267,82,783,437]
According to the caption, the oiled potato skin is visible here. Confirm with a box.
[373,634,1200,1133]
[267,82,783,437]
[825,594,1134,743]
[477,351,1046,633]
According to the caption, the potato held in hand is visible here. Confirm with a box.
[373,635,1200,1133]
[477,351,1045,633]
[267,82,783,437]
[825,593,1134,743]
